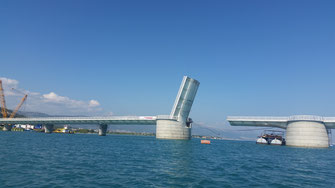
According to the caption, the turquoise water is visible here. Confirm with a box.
[1,132,335,188]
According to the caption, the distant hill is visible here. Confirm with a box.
[17,111,51,117]
[0,109,80,118]
[17,111,87,117]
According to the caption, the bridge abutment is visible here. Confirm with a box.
[156,119,191,140]
[44,124,54,134]
[3,125,12,131]
[286,121,329,148]
[99,124,108,136]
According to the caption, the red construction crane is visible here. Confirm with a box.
[0,80,28,118]
[9,94,28,118]
[0,80,8,118]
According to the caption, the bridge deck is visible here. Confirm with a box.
[227,116,288,129]
[227,116,335,129]
[0,116,163,125]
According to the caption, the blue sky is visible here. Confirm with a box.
[1,0,335,131]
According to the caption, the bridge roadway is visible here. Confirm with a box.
[0,115,177,125]
[227,115,335,129]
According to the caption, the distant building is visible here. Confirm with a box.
[15,124,35,130]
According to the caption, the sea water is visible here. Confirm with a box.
[0,131,335,187]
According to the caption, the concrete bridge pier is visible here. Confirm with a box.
[286,121,329,148]
[44,124,54,134]
[99,124,108,136]
[156,119,192,140]
[3,125,12,131]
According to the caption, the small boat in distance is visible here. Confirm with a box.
[201,140,211,144]
[256,137,267,144]
[256,130,286,146]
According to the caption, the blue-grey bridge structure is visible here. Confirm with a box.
[228,115,335,148]
[0,76,200,140]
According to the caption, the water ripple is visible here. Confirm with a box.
[1,132,335,187]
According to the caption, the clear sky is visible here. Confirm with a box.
[1,0,335,131]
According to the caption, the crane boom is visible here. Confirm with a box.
[9,94,28,118]
[0,80,8,118]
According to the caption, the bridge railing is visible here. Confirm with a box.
[227,116,288,121]
[324,117,335,121]
[156,115,177,120]
[288,115,324,122]
[228,115,328,122]
[0,116,158,121]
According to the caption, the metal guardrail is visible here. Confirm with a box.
[288,115,324,122]
[0,116,157,121]
[156,115,177,120]
[227,116,288,121]
[0,116,159,125]
[228,115,332,123]
[324,117,335,121]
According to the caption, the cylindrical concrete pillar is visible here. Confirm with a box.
[156,119,191,140]
[286,121,329,148]
[44,124,54,134]
[3,125,12,131]
[99,124,108,136]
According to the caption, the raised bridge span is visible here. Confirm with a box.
[1,76,200,140]
[228,115,335,148]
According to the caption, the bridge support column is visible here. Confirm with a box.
[3,125,12,131]
[286,121,329,148]
[99,124,108,136]
[156,119,191,140]
[44,124,54,134]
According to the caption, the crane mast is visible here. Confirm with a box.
[9,94,28,118]
[0,80,8,118]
